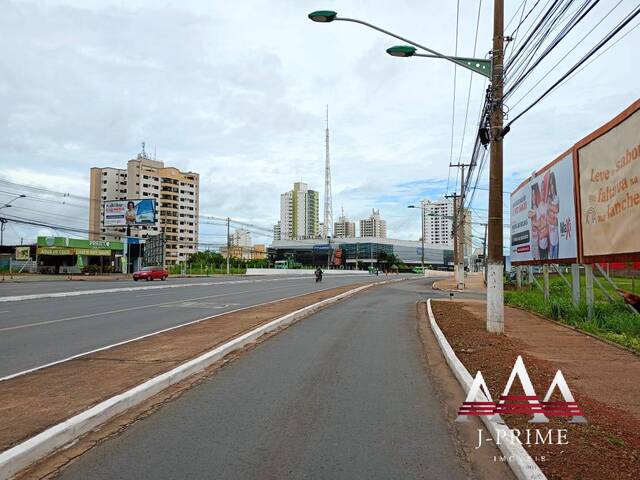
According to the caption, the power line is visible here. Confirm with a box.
[456,0,484,165]
[447,0,461,196]
[507,3,640,128]
[508,0,625,109]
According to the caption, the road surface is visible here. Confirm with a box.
[0,274,408,378]
[58,279,468,480]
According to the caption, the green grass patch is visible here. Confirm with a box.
[505,278,640,353]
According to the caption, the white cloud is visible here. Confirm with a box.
[0,0,638,246]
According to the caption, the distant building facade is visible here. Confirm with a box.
[273,221,281,241]
[421,198,454,248]
[421,198,472,255]
[89,146,199,265]
[279,182,320,240]
[334,211,356,238]
[230,228,251,249]
[359,209,387,238]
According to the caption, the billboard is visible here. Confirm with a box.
[104,199,156,227]
[576,102,640,261]
[510,151,578,264]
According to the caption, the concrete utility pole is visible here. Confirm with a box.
[482,222,488,282]
[451,163,470,289]
[226,217,231,275]
[487,0,505,334]
[0,218,6,246]
[445,193,459,279]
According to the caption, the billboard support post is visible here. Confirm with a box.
[571,264,581,306]
[543,264,549,301]
[516,267,522,289]
[585,264,594,320]
[553,264,571,290]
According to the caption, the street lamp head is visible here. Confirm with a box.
[407,205,416,209]
[308,10,337,23]
[19,194,26,198]
[386,45,417,58]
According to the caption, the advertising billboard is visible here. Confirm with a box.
[576,101,640,262]
[510,151,578,264]
[104,199,157,227]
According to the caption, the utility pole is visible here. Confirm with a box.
[487,0,505,333]
[0,218,6,246]
[226,217,231,275]
[420,206,425,275]
[482,223,488,283]
[451,163,470,289]
[445,193,459,277]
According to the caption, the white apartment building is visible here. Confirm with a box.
[334,211,356,238]
[279,182,319,240]
[421,198,472,255]
[230,228,252,248]
[89,148,199,265]
[359,209,387,238]
[273,221,281,241]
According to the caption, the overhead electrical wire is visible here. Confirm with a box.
[506,3,640,128]
[508,0,629,109]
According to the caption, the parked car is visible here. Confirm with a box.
[133,266,168,281]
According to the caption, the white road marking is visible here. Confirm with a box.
[0,285,294,333]
[0,281,379,382]
[0,275,369,303]
[0,310,10,314]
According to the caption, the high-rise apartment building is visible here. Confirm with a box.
[334,210,356,238]
[230,228,252,248]
[421,198,472,254]
[359,209,387,238]
[279,182,319,240]
[89,148,199,265]
[273,221,281,241]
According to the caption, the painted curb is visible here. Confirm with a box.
[426,299,547,480]
[0,280,400,479]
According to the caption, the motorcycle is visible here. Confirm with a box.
[315,270,323,283]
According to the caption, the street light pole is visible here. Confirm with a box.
[487,0,505,334]
[407,205,426,276]
[226,217,231,275]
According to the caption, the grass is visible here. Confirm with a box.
[505,276,640,353]
[168,265,246,275]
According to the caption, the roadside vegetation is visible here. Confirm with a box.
[505,275,640,353]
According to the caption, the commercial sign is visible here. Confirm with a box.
[510,152,577,264]
[576,102,640,261]
[37,237,124,251]
[37,247,74,256]
[15,247,30,260]
[104,199,157,227]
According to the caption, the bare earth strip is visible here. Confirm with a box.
[0,284,359,453]
[431,299,640,480]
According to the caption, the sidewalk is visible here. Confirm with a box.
[431,299,640,480]
[432,272,486,293]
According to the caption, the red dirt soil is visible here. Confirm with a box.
[432,300,640,480]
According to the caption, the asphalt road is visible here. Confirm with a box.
[59,279,467,480]
[0,274,410,378]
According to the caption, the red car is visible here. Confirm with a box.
[133,266,168,281]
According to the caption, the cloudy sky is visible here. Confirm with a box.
[1,0,638,249]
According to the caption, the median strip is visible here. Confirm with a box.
[0,281,399,479]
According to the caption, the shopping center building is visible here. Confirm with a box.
[268,237,454,269]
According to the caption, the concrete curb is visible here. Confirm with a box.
[426,299,547,480]
[0,280,400,479]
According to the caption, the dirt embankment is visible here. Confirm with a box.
[432,300,640,480]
